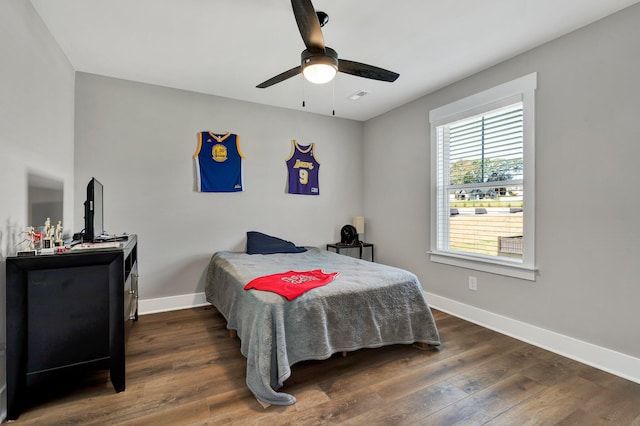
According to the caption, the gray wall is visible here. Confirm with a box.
[364,5,640,359]
[74,73,364,302]
[0,0,76,419]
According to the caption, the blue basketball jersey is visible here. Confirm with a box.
[194,132,244,192]
[286,140,320,195]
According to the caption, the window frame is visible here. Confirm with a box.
[429,73,537,281]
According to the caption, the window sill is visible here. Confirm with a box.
[428,251,537,281]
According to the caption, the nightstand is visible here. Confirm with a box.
[326,242,374,262]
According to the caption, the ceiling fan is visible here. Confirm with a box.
[256,0,400,89]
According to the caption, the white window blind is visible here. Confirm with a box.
[437,103,524,259]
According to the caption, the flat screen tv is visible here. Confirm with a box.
[84,177,104,242]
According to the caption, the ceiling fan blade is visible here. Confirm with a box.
[338,59,400,82]
[291,0,325,53]
[256,66,302,88]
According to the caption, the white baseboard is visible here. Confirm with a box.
[425,292,640,385]
[138,292,210,315]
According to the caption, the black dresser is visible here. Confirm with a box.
[5,235,139,420]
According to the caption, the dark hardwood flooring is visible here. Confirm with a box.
[9,307,640,425]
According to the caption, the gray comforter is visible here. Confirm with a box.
[204,247,440,405]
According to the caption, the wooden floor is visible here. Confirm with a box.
[10,307,640,425]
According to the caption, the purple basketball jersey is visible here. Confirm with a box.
[286,140,320,195]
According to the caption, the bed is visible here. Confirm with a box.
[205,245,440,405]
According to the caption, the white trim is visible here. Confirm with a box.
[429,73,537,123]
[138,292,210,315]
[425,292,640,385]
[429,251,537,281]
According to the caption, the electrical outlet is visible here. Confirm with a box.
[468,276,478,291]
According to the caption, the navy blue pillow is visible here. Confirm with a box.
[246,231,307,255]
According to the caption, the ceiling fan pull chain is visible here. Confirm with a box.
[302,77,306,107]
[332,79,335,116]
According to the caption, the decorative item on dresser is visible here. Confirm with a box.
[5,235,139,420]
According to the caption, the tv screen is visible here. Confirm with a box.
[84,177,104,242]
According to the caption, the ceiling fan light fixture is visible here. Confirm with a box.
[301,48,338,84]
[303,62,337,84]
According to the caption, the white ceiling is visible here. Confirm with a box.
[30,0,639,121]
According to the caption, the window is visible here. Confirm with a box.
[429,73,537,280]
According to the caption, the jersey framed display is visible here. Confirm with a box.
[285,140,320,195]
[193,131,244,192]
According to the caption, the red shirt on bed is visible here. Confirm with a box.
[244,269,339,301]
